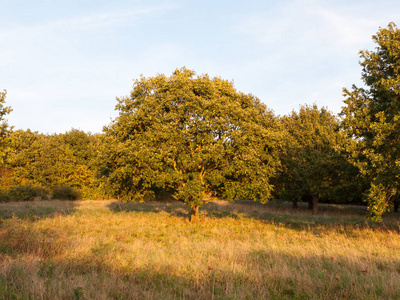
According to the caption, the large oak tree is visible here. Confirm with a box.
[100,68,282,222]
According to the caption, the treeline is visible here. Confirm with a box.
[0,128,106,201]
[0,105,365,207]
[0,23,399,222]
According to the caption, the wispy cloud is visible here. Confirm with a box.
[310,8,381,51]
[3,0,400,132]
[236,0,381,51]
[49,4,175,31]
[0,3,176,41]
[230,0,397,115]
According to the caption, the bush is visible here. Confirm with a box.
[7,185,44,201]
[52,186,80,200]
[0,189,10,202]
[0,186,49,202]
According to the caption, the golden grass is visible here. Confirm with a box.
[0,199,399,299]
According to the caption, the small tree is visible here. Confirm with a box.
[100,68,282,222]
[341,22,400,221]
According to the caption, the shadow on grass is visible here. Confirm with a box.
[107,199,400,231]
[2,240,400,299]
[208,200,400,231]
[0,199,77,221]
[52,251,400,299]
[1,200,399,298]
[107,200,189,220]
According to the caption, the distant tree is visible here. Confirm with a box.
[6,130,44,186]
[278,104,361,214]
[61,129,97,166]
[60,129,106,198]
[100,68,282,222]
[341,22,400,221]
[0,90,12,165]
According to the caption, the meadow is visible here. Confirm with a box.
[0,199,399,299]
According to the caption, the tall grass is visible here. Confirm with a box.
[0,199,399,299]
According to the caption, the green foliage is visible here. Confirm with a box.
[341,22,400,221]
[0,90,12,133]
[0,167,14,190]
[73,285,84,300]
[0,90,12,166]
[0,188,10,202]
[366,183,394,222]
[52,185,81,200]
[8,185,35,201]
[100,68,282,215]
[37,260,54,278]
[7,185,48,201]
[6,129,100,193]
[277,104,361,212]
[61,129,95,163]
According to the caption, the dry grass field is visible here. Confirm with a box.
[0,199,399,299]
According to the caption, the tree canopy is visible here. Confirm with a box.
[0,90,11,125]
[0,90,12,166]
[341,22,400,221]
[278,104,361,213]
[2,129,100,197]
[100,68,282,222]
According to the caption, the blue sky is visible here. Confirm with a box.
[1,0,400,134]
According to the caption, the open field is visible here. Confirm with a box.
[0,199,399,299]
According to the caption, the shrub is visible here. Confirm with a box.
[52,186,80,200]
[6,185,49,202]
[8,185,42,201]
[0,189,10,202]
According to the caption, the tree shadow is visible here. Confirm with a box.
[107,200,189,220]
[107,199,400,232]
[1,199,399,298]
[0,199,77,221]
[3,241,400,299]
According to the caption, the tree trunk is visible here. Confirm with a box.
[292,200,298,209]
[303,194,313,210]
[189,206,199,223]
[394,201,399,213]
[312,195,319,215]
[308,199,313,210]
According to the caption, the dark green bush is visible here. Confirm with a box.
[52,186,80,200]
[0,189,10,202]
[7,185,42,201]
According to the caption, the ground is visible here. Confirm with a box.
[0,199,399,299]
